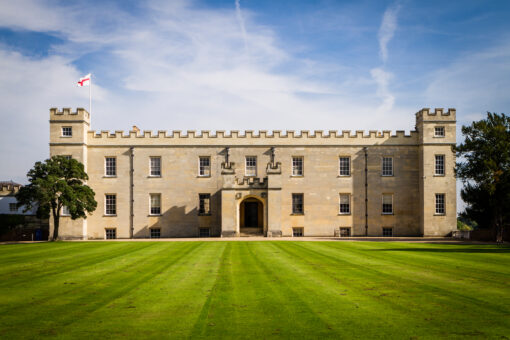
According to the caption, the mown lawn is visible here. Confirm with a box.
[0,241,509,339]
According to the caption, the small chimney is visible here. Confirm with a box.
[132,125,140,133]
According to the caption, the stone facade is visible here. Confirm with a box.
[49,107,456,239]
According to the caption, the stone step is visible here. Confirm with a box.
[239,228,264,237]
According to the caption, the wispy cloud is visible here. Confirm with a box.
[378,4,400,63]
[235,0,248,52]
[370,67,395,113]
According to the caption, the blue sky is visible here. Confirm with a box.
[1,0,509,212]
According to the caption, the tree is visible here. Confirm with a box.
[16,156,97,241]
[456,112,510,242]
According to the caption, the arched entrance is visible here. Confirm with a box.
[239,197,263,235]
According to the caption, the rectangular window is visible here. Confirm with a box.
[150,157,161,176]
[199,194,211,215]
[105,228,116,239]
[434,126,445,137]
[292,227,304,237]
[245,156,257,176]
[105,157,116,176]
[292,193,304,214]
[199,228,210,237]
[339,157,350,176]
[150,194,161,215]
[63,155,72,160]
[435,155,445,175]
[150,228,161,239]
[292,157,303,176]
[382,227,393,237]
[199,156,211,177]
[62,206,70,216]
[382,194,393,214]
[9,203,18,212]
[382,157,393,176]
[340,227,351,237]
[339,194,350,214]
[435,194,445,214]
[105,194,116,215]
[61,126,72,137]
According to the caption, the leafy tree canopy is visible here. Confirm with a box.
[15,156,97,240]
[456,112,510,242]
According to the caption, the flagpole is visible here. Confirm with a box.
[89,74,92,115]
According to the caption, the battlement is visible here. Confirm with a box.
[0,181,22,196]
[416,108,456,122]
[50,107,90,123]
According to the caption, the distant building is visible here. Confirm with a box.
[49,107,456,239]
[0,181,48,241]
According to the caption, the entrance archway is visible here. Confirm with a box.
[239,197,263,234]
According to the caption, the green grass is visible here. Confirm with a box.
[0,241,509,339]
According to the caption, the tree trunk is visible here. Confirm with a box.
[52,208,59,241]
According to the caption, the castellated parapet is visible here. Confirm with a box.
[49,107,457,240]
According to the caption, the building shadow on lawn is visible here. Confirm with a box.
[370,247,510,253]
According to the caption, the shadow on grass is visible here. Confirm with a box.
[371,247,510,253]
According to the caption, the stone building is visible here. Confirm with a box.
[49,107,456,239]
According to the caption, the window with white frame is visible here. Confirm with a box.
[382,227,393,237]
[434,126,445,137]
[9,203,18,212]
[150,194,161,215]
[61,126,72,137]
[292,157,303,176]
[151,228,161,238]
[150,157,161,176]
[199,194,211,215]
[105,194,116,215]
[435,155,445,175]
[292,193,304,214]
[105,228,116,239]
[339,194,350,214]
[105,157,116,176]
[198,156,211,177]
[63,155,72,160]
[435,194,445,214]
[292,227,304,237]
[339,157,350,176]
[382,157,393,176]
[382,194,393,214]
[62,206,70,216]
[245,156,257,176]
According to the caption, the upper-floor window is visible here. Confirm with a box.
[292,193,304,214]
[150,157,161,177]
[199,194,211,215]
[105,157,116,176]
[382,157,393,176]
[382,194,393,214]
[292,157,303,176]
[435,194,445,214]
[339,194,350,214]
[435,155,445,175]
[245,156,257,176]
[9,203,18,212]
[198,156,211,177]
[62,206,70,216]
[339,157,350,176]
[105,194,116,215]
[150,194,161,215]
[61,126,72,137]
[63,155,72,160]
[434,126,445,137]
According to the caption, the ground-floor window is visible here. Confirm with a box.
[199,227,210,237]
[105,228,116,239]
[293,227,304,237]
[151,228,161,238]
[340,227,351,237]
[382,227,393,237]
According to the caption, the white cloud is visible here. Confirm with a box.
[378,4,400,63]
[370,67,395,113]
[235,0,248,52]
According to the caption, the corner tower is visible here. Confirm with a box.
[416,108,456,236]
[49,107,90,239]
